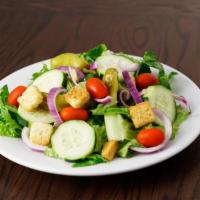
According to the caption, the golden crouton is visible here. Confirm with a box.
[30,122,53,146]
[65,86,90,108]
[129,101,155,128]
[101,140,118,161]
[18,86,43,112]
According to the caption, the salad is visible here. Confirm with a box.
[0,44,190,167]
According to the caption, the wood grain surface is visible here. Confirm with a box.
[0,0,200,199]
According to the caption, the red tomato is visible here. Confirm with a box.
[60,107,89,121]
[137,128,165,147]
[8,86,27,107]
[136,73,159,89]
[86,78,109,99]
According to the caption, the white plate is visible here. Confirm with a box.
[0,59,200,176]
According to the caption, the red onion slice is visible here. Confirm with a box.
[94,96,112,104]
[131,108,172,153]
[22,127,46,152]
[89,62,98,70]
[122,70,143,104]
[172,94,191,112]
[56,66,85,80]
[119,89,131,107]
[47,87,66,125]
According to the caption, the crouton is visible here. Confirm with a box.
[18,86,43,112]
[101,140,118,161]
[29,122,53,146]
[65,86,90,108]
[129,101,155,128]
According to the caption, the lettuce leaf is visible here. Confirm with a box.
[142,51,177,89]
[93,125,107,153]
[72,154,107,167]
[91,104,130,117]
[0,85,27,137]
[80,44,107,63]
[158,71,178,89]
[32,64,49,80]
[171,105,190,139]
[118,139,142,158]
[0,98,21,137]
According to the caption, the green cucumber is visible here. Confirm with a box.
[143,85,176,124]
[32,70,64,93]
[51,120,95,160]
[96,54,139,80]
[18,106,54,123]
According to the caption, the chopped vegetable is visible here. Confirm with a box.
[118,139,141,158]
[8,85,27,107]
[103,68,119,103]
[86,78,109,99]
[104,114,132,141]
[92,125,107,153]
[137,128,165,147]
[47,87,66,125]
[96,53,139,80]
[51,53,88,69]
[142,51,177,89]
[172,94,191,112]
[158,71,177,89]
[94,96,112,104]
[60,107,89,121]
[72,154,107,167]
[32,64,49,80]
[80,43,107,63]
[171,105,189,139]
[56,66,85,81]
[119,88,131,107]
[122,70,142,104]
[136,73,159,90]
[0,86,23,137]
[91,104,130,117]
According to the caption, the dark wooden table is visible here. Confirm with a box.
[0,0,200,199]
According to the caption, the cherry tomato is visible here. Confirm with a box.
[136,73,159,89]
[137,128,165,147]
[60,107,89,121]
[8,86,27,107]
[86,78,109,99]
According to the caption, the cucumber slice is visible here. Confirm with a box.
[18,106,54,123]
[96,54,139,80]
[51,120,95,160]
[104,114,132,141]
[143,85,176,124]
[32,70,64,93]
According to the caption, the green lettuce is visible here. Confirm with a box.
[0,85,27,137]
[118,139,142,158]
[32,64,49,80]
[93,125,107,153]
[141,51,177,89]
[91,104,130,117]
[72,154,107,167]
[80,44,107,63]
[171,105,190,139]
